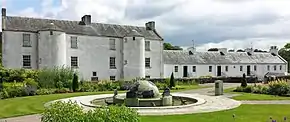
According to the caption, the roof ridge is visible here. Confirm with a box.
[6,15,146,28]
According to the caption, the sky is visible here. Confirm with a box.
[1,0,290,51]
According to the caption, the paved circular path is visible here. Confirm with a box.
[1,83,290,122]
[46,92,241,116]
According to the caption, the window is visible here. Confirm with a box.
[174,66,178,72]
[145,58,151,68]
[240,66,243,71]
[22,55,31,68]
[225,66,228,72]
[71,36,78,48]
[92,72,97,76]
[192,66,196,72]
[71,56,78,67]
[110,57,116,69]
[109,39,116,50]
[145,76,150,79]
[23,34,31,47]
[267,65,270,71]
[280,65,282,70]
[110,76,116,81]
[50,31,53,35]
[133,37,136,40]
[274,65,277,71]
[145,41,150,51]
[209,66,212,72]
[254,65,257,71]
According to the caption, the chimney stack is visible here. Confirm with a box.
[245,48,253,55]
[2,8,6,30]
[145,21,155,30]
[269,46,278,56]
[81,15,91,25]
[2,8,6,17]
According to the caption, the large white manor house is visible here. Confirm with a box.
[1,8,288,81]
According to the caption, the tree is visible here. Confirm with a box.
[169,72,175,88]
[72,73,79,92]
[163,42,183,50]
[236,49,245,52]
[207,48,219,51]
[279,43,290,72]
[253,49,267,52]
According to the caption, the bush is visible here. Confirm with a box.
[41,101,140,122]
[234,80,290,96]
[38,66,75,89]
[72,73,79,92]
[54,88,71,94]
[24,78,38,87]
[36,89,56,95]
[169,72,175,88]
[268,80,290,96]
[22,85,37,96]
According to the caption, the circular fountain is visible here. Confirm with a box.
[45,80,242,115]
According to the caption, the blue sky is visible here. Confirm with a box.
[2,0,290,51]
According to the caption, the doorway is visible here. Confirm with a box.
[247,65,251,76]
[183,66,188,77]
[217,66,221,76]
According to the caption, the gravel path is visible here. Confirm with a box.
[1,83,290,122]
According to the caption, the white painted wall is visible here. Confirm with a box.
[145,40,163,78]
[39,31,66,68]
[164,63,287,78]
[2,30,164,81]
[123,36,145,80]
[2,31,38,69]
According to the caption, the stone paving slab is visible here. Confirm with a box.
[0,114,41,122]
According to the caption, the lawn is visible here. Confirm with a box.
[224,88,290,100]
[0,84,205,119]
[141,104,290,122]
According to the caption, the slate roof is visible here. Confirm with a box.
[163,50,287,64]
[39,23,64,32]
[4,16,163,40]
[125,29,144,37]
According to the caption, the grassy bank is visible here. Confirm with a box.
[141,104,290,122]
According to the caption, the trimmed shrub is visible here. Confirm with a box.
[241,73,247,87]
[41,101,140,122]
[72,73,79,92]
[169,72,175,88]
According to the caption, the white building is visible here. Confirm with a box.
[1,8,163,81]
[163,47,288,80]
[1,8,288,81]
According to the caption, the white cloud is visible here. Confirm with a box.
[2,0,290,51]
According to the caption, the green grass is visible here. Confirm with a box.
[171,85,210,92]
[0,84,204,119]
[141,104,290,122]
[224,88,290,100]
[0,91,115,118]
